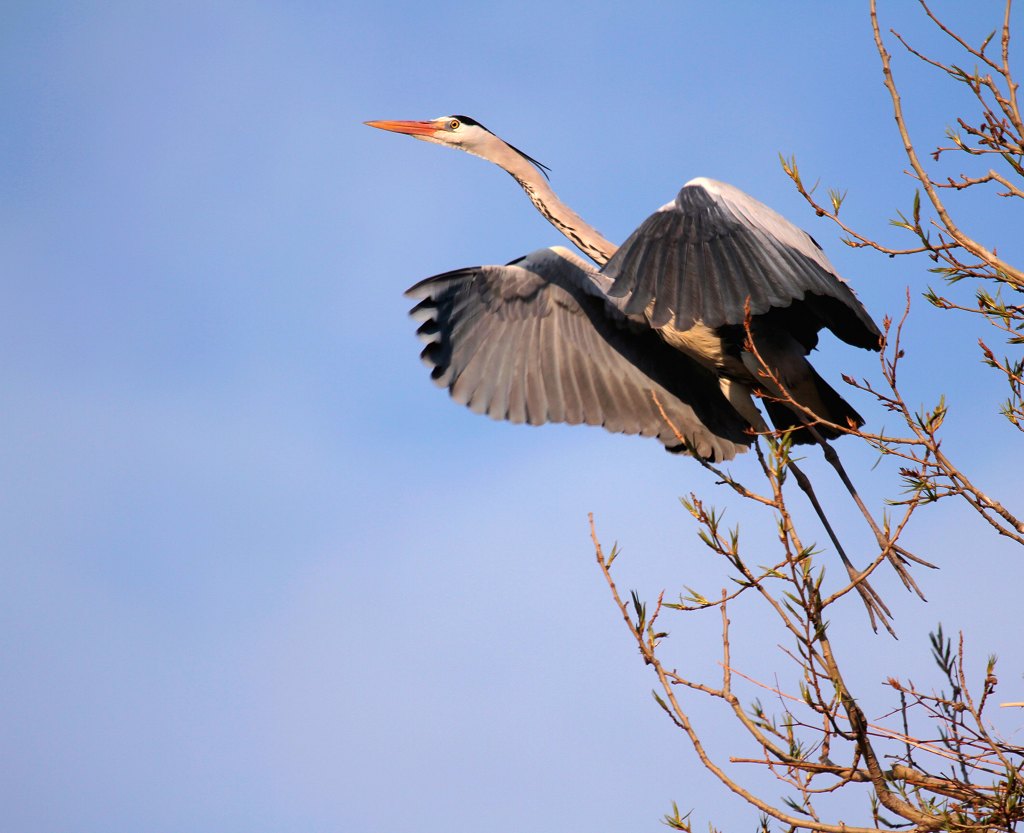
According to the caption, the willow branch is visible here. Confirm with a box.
[870,0,1024,288]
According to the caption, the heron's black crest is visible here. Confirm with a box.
[453,114,552,181]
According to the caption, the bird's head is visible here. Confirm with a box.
[364,114,481,149]
[365,114,550,179]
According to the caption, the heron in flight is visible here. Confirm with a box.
[367,115,915,630]
[366,115,881,462]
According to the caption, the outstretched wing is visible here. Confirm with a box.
[602,178,881,350]
[405,246,752,461]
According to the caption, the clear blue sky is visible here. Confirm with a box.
[3,2,1021,831]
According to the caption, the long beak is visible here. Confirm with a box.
[364,119,437,136]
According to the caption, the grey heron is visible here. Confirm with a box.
[368,115,916,632]
[366,115,881,461]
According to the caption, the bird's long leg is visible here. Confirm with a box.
[741,326,932,601]
[649,391,892,627]
[787,459,895,636]
[812,432,932,598]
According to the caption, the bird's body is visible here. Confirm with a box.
[367,115,881,460]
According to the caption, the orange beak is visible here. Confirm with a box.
[364,119,437,136]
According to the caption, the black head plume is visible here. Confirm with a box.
[452,114,551,181]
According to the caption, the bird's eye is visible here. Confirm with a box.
[449,119,460,130]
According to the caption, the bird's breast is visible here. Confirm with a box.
[658,321,747,379]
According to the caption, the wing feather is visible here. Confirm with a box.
[404,247,753,460]
[603,178,881,347]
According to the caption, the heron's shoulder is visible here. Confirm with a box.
[652,177,740,213]
[681,176,765,207]
[507,245,596,272]
[683,176,731,195]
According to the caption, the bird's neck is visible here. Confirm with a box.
[495,145,617,266]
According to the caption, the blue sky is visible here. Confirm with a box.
[3,2,1022,831]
